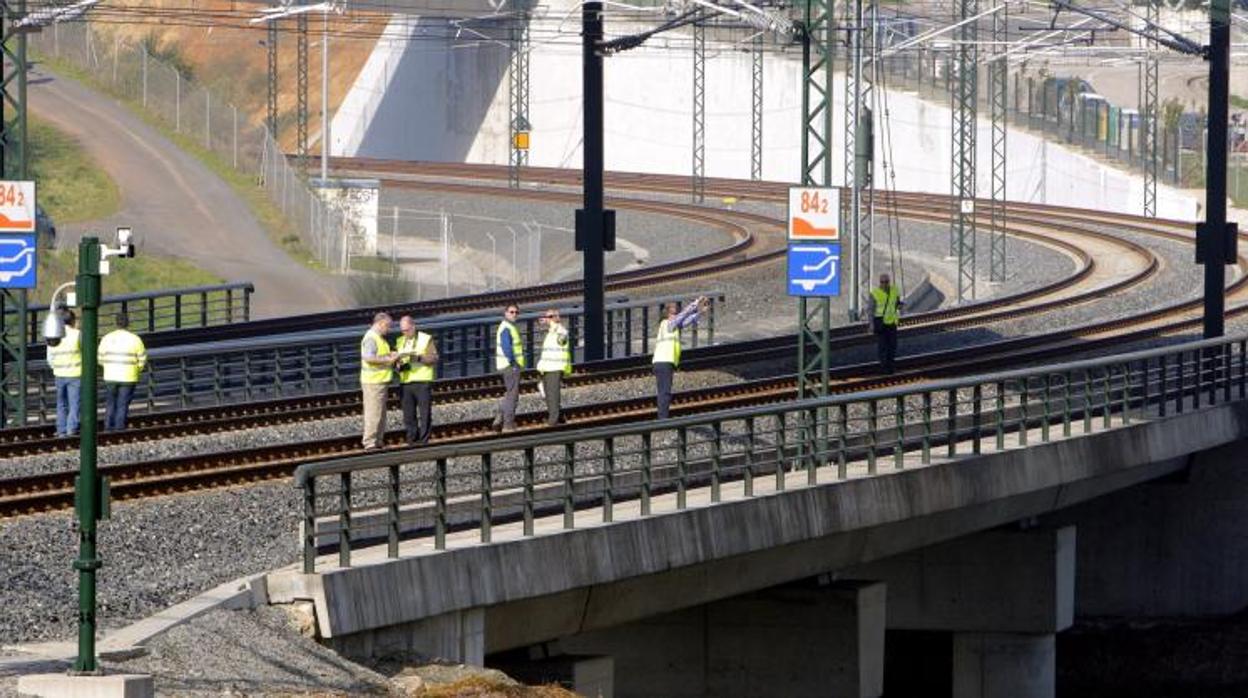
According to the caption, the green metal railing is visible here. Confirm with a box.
[294,334,1248,573]
[18,292,721,425]
[19,282,255,343]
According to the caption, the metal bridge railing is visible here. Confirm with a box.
[293,335,1248,573]
[18,293,721,425]
[18,282,255,345]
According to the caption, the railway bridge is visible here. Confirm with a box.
[268,335,1248,698]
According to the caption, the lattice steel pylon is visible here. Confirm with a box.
[950,0,978,303]
[296,12,309,176]
[0,0,28,427]
[1142,1,1158,218]
[267,18,278,137]
[988,1,1007,282]
[751,34,763,181]
[843,0,873,320]
[798,0,833,401]
[508,14,530,189]
[692,18,706,203]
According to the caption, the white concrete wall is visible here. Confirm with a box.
[332,8,1199,220]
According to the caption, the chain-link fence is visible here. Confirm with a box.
[31,21,352,271]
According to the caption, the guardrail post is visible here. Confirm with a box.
[706,298,715,345]
[837,403,848,479]
[894,396,905,470]
[641,306,650,354]
[605,309,614,358]
[387,465,399,559]
[174,295,182,329]
[921,392,932,465]
[743,417,755,496]
[1121,364,1131,424]
[435,458,447,550]
[1042,375,1052,442]
[481,453,492,543]
[243,287,252,322]
[1101,368,1111,428]
[225,288,234,324]
[995,381,1006,450]
[1223,345,1232,403]
[146,297,155,333]
[804,409,817,484]
[624,307,633,357]
[603,437,615,522]
[947,388,958,456]
[1159,354,1168,418]
[302,478,316,573]
[711,421,723,501]
[200,291,208,327]
[867,400,878,474]
[1084,369,1094,431]
[641,432,652,515]
[338,472,351,568]
[523,447,535,536]
[775,413,786,491]
[972,385,983,454]
[677,426,688,509]
[1019,379,1029,446]
[563,443,575,529]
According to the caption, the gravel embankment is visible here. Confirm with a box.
[0,196,1216,653]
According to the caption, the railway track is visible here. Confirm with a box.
[0,166,1224,517]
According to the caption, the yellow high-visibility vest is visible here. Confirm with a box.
[49,326,82,379]
[871,286,901,326]
[495,320,525,370]
[397,332,435,383]
[536,323,572,375]
[359,329,393,384]
[652,319,681,367]
[98,329,146,383]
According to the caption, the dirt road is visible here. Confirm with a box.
[28,65,349,318]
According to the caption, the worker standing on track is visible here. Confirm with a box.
[48,309,82,437]
[99,313,147,431]
[536,308,572,426]
[867,273,903,374]
[395,315,438,445]
[360,312,398,450]
[492,304,524,433]
[652,296,710,420]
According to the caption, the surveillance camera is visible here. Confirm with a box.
[116,227,132,245]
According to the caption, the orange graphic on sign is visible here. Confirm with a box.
[791,215,838,240]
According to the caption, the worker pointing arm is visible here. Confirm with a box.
[652,296,710,419]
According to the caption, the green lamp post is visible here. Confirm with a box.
[44,231,134,673]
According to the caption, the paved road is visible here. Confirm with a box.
[28,65,349,318]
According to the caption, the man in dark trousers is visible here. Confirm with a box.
[536,308,571,425]
[492,304,524,432]
[395,315,438,445]
[652,296,709,419]
[867,273,902,374]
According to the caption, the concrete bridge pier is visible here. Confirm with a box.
[849,526,1075,698]
[553,580,887,698]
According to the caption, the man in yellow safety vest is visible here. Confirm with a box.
[360,312,398,449]
[536,308,572,426]
[652,296,710,419]
[48,309,82,437]
[867,273,903,374]
[492,304,525,432]
[98,313,147,431]
[395,315,438,445]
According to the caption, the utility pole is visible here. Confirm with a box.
[692,18,706,203]
[797,0,833,401]
[72,238,103,672]
[0,0,28,427]
[578,1,613,361]
[1201,0,1233,338]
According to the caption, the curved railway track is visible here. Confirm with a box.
[0,166,1227,518]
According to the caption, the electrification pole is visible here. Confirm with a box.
[750,34,763,181]
[0,0,28,427]
[297,13,309,176]
[1143,1,1159,217]
[267,18,278,137]
[509,13,530,189]
[1201,0,1233,338]
[579,1,613,361]
[988,0,1008,282]
[692,18,706,203]
[951,0,978,303]
[797,0,833,401]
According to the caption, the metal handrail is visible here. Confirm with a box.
[17,292,723,425]
[17,282,255,342]
[294,333,1248,572]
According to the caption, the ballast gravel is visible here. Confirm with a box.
[0,196,1215,656]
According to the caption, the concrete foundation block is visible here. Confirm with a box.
[16,673,153,698]
[329,608,484,665]
[572,656,614,698]
[952,633,1054,698]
